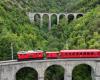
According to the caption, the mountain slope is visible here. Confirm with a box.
[0,0,100,60]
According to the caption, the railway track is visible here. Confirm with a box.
[0,58,100,64]
[0,60,17,64]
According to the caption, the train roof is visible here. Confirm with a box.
[60,49,100,52]
[17,50,43,54]
[46,51,59,53]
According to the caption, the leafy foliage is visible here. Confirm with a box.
[0,0,100,80]
[16,67,38,80]
[72,64,92,80]
[45,65,64,80]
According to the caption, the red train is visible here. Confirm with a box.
[17,49,100,60]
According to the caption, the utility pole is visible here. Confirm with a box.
[11,43,14,60]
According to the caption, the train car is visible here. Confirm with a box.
[46,51,59,59]
[17,49,100,60]
[30,50,44,59]
[59,49,100,58]
[17,50,44,60]
[17,51,29,60]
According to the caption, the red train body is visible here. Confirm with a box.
[60,50,100,58]
[17,50,44,60]
[46,51,59,59]
[17,49,100,60]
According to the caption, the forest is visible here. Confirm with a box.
[0,0,100,80]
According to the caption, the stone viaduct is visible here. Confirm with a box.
[0,58,100,80]
[28,13,84,30]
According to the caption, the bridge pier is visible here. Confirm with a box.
[38,77,44,80]
[73,13,77,20]
[48,14,51,30]
[40,14,43,28]
[38,74,44,80]
[95,77,100,80]
[57,14,60,25]
[64,76,72,80]
[64,68,72,80]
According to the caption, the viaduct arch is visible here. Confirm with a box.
[44,64,65,80]
[28,13,84,30]
[16,67,38,80]
[0,58,100,80]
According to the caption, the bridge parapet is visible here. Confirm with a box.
[0,58,100,80]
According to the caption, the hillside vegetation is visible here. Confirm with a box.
[0,0,100,80]
[0,0,99,60]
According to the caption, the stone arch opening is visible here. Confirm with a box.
[43,14,49,31]
[59,14,66,20]
[44,65,65,80]
[34,14,41,27]
[68,14,74,23]
[72,64,94,80]
[59,14,66,23]
[16,67,38,80]
[76,14,83,18]
[51,14,57,26]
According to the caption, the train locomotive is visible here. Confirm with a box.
[17,49,100,60]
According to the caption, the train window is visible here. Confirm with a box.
[80,52,82,55]
[68,53,70,55]
[87,52,90,55]
[89,52,91,55]
[71,53,73,55]
[65,53,68,55]
[84,52,86,55]
[91,52,94,55]
[66,53,68,55]
[76,53,78,55]
[71,53,74,55]
[72,53,74,55]
[69,53,71,55]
